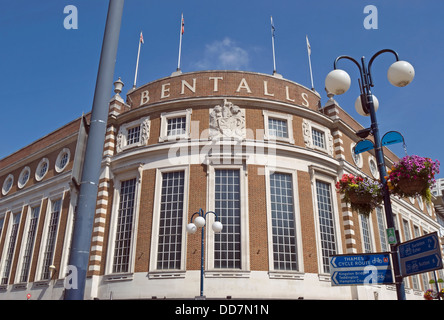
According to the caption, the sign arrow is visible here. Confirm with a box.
[331,257,338,269]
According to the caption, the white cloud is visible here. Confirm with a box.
[194,37,249,70]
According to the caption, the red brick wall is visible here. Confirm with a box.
[248,165,268,270]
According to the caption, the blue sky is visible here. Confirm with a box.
[1,0,443,178]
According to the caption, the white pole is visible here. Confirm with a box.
[133,32,142,88]
[271,16,276,74]
[177,13,184,71]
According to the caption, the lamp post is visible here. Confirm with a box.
[325,49,415,300]
[186,208,223,298]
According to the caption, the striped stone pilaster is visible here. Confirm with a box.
[340,194,358,253]
[104,95,130,157]
[88,177,111,275]
[109,94,130,117]
[103,125,117,157]
[321,99,345,161]
[332,130,345,160]
[324,103,340,120]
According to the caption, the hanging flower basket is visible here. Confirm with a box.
[424,289,437,300]
[386,155,440,202]
[397,177,428,194]
[336,174,383,216]
[348,191,373,204]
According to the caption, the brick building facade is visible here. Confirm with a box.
[0,71,442,300]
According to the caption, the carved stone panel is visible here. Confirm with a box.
[209,99,246,140]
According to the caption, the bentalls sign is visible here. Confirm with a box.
[128,71,321,110]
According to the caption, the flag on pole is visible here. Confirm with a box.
[133,31,143,88]
[306,35,311,56]
[271,16,277,74]
[181,14,185,34]
[306,35,314,90]
[176,13,184,72]
[271,16,275,37]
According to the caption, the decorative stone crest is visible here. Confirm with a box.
[302,119,312,149]
[116,130,124,153]
[209,99,246,140]
[140,117,151,145]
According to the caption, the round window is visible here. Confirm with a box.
[18,166,31,189]
[369,157,379,179]
[55,148,70,173]
[2,174,14,195]
[351,143,363,168]
[36,158,49,181]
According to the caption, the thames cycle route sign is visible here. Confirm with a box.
[329,253,394,286]
[398,232,443,277]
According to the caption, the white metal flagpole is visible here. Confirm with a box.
[177,13,184,72]
[133,31,143,88]
[271,16,277,75]
[306,35,314,90]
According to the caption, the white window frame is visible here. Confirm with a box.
[2,174,14,195]
[309,166,343,278]
[116,116,151,153]
[311,124,329,153]
[416,196,424,210]
[55,148,71,173]
[402,218,411,242]
[359,213,375,253]
[426,202,432,215]
[35,158,49,182]
[376,207,388,252]
[14,201,41,284]
[368,156,379,179]
[302,119,333,156]
[205,163,250,277]
[351,142,363,168]
[265,166,304,279]
[18,167,31,189]
[35,195,63,282]
[149,166,189,278]
[104,166,142,279]
[159,109,192,142]
[0,210,22,286]
[263,110,294,144]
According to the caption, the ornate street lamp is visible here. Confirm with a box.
[325,49,415,300]
[186,208,223,298]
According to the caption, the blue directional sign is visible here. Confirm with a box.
[329,253,393,286]
[331,268,393,286]
[399,232,443,277]
[354,139,374,155]
[330,253,391,268]
[354,131,405,155]
[381,131,404,148]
